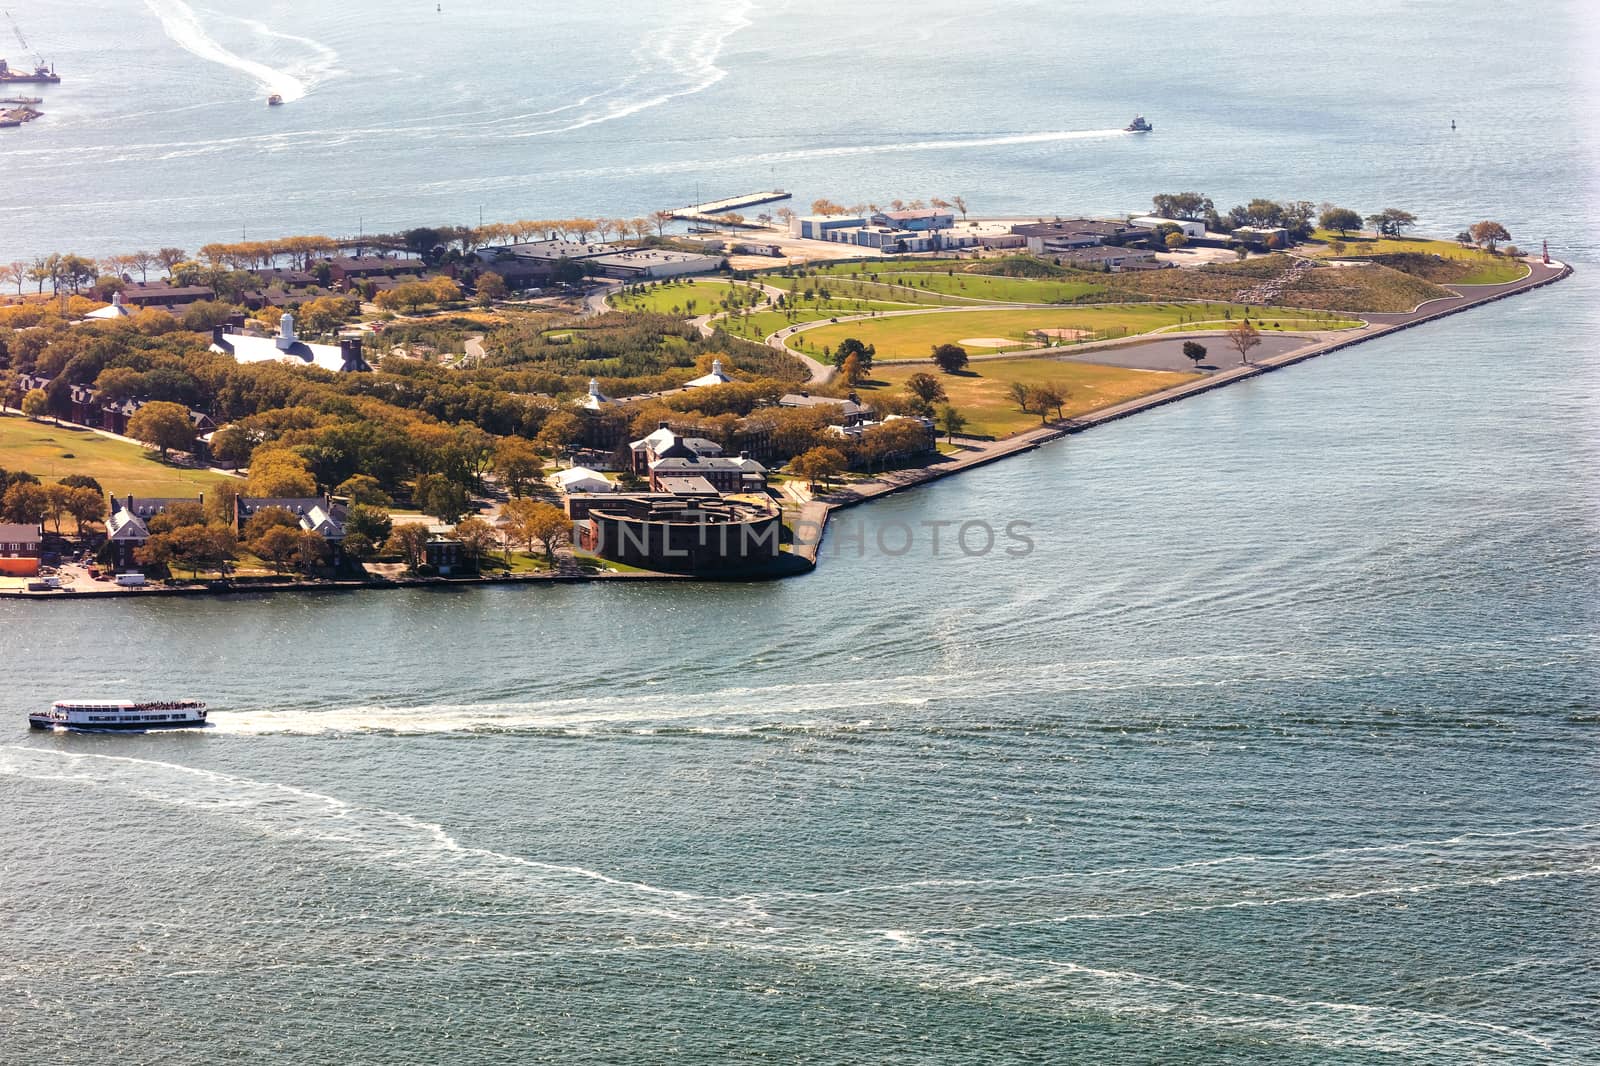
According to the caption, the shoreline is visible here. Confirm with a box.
[5,258,1571,602]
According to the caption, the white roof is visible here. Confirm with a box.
[684,359,733,388]
[554,467,613,492]
[86,293,135,319]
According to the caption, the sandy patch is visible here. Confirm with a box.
[1028,328,1092,341]
[959,337,1020,348]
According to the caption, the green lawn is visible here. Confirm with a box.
[794,303,1328,360]
[849,271,1107,304]
[1152,316,1363,334]
[1306,231,1528,284]
[761,275,967,306]
[855,359,1198,438]
[0,414,235,498]
[609,280,761,316]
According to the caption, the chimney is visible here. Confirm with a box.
[111,291,123,309]
[275,311,296,350]
[658,420,670,430]
[739,450,750,460]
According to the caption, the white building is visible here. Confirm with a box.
[86,292,136,320]
[587,249,724,280]
[684,359,734,389]
[1129,216,1205,238]
[209,313,370,373]
[574,377,613,412]
[553,467,614,494]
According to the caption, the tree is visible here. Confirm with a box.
[1164,231,1188,251]
[1151,192,1214,221]
[451,516,498,571]
[1006,380,1032,414]
[652,210,675,237]
[126,401,195,459]
[839,352,865,386]
[246,449,317,497]
[3,482,48,524]
[1365,208,1417,238]
[42,483,74,537]
[1028,383,1067,422]
[1469,220,1512,253]
[904,372,947,405]
[499,496,542,553]
[792,446,848,490]
[930,343,969,374]
[243,506,302,543]
[415,473,470,524]
[1319,206,1362,236]
[63,486,107,533]
[523,502,572,564]
[1226,320,1262,364]
[533,410,582,457]
[384,523,432,572]
[476,271,507,306]
[252,525,303,575]
[492,437,542,497]
[937,404,966,441]
[293,530,328,575]
[832,337,875,371]
[345,504,393,546]
[1182,340,1208,368]
[952,195,968,219]
[20,388,49,420]
[335,474,392,507]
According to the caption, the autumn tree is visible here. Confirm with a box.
[476,271,507,306]
[384,523,432,572]
[903,372,947,405]
[493,436,542,496]
[2,482,48,524]
[1227,320,1262,364]
[451,516,498,570]
[1028,383,1067,422]
[792,445,847,490]
[1318,206,1363,237]
[335,474,392,507]
[1006,381,1033,414]
[246,449,317,497]
[127,401,195,459]
[1165,232,1188,251]
[1469,221,1512,253]
[839,352,866,386]
[1364,208,1417,238]
[252,525,303,575]
[930,343,969,374]
[522,502,572,564]
[20,388,49,420]
[345,504,393,547]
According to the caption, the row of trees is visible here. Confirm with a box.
[0,470,105,532]
[1150,192,1428,243]
[805,195,970,220]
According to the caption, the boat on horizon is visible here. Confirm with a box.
[30,699,210,732]
[267,93,284,106]
[1125,114,1152,133]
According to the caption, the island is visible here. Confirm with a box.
[0,195,1567,598]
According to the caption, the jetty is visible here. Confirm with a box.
[669,190,790,228]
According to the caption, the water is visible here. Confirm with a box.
[3,2,1599,1062]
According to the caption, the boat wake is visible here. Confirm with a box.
[141,0,337,103]
[0,744,1578,1055]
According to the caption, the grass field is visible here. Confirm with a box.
[761,275,965,306]
[610,280,760,316]
[850,271,1107,304]
[793,303,1330,360]
[855,359,1198,438]
[1305,232,1528,284]
[0,414,234,498]
[1151,316,1363,334]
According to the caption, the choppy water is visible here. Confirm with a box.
[4,2,1600,1062]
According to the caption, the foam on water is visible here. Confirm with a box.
[142,0,336,102]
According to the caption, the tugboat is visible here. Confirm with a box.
[267,93,284,106]
[1125,114,1153,133]
[30,699,210,732]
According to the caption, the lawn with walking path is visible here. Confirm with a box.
[0,413,234,498]
[852,359,1199,439]
[793,303,1343,360]
[1304,232,1528,284]
[609,280,762,316]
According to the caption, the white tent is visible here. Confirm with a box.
[553,467,614,494]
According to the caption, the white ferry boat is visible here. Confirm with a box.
[30,700,209,732]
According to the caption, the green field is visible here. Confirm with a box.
[847,271,1107,304]
[794,303,1327,360]
[1151,316,1363,334]
[0,414,234,499]
[1306,231,1528,284]
[609,280,762,316]
[856,359,1199,438]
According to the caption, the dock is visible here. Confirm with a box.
[668,190,790,228]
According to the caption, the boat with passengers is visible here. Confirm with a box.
[30,699,209,732]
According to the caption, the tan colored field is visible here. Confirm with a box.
[858,358,1198,438]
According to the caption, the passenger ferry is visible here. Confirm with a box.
[30,700,209,732]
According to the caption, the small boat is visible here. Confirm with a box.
[267,93,283,106]
[0,95,42,105]
[1125,115,1152,133]
[31,699,210,732]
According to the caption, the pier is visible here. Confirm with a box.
[668,190,790,228]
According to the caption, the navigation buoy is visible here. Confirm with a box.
[1450,119,1456,130]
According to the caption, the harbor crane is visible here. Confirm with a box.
[4,10,46,67]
